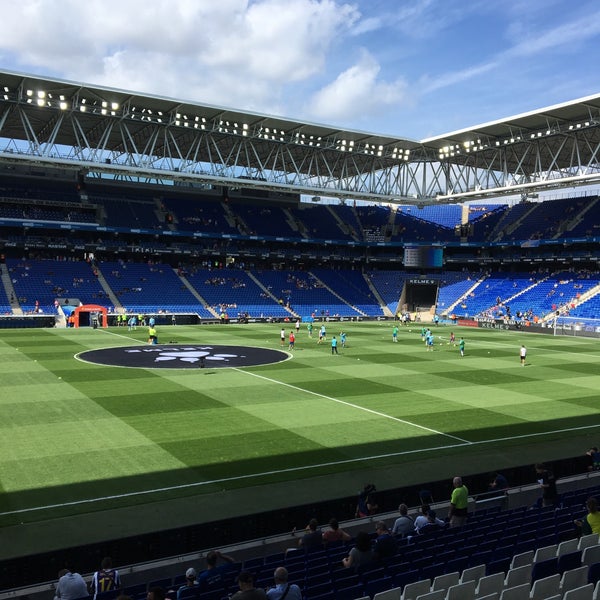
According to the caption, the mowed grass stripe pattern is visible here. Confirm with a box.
[0,323,599,522]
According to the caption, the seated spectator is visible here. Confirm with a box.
[391,504,415,537]
[488,472,508,494]
[322,517,351,546]
[147,588,165,600]
[266,567,302,600]
[197,549,235,590]
[373,521,397,560]
[176,568,199,600]
[90,557,121,600]
[418,510,445,535]
[342,531,374,570]
[298,518,323,553]
[54,568,89,600]
[575,497,600,535]
[231,571,266,600]
[414,504,431,532]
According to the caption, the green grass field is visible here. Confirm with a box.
[1,321,600,554]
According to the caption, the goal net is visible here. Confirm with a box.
[552,315,600,338]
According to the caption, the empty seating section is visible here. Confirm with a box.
[161,195,236,235]
[99,261,208,314]
[94,195,162,229]
[310,269,384,315]
[253,270,361,317]
[288,204,354,240]
[397,205,462,229]
[230,203,297,237]
[392,212,454,243]
[567,197,600,237]
[509,198,585,241]
[186,268,288,318]
[458,274,534,318]
[436,279,477,316]
[367,271,408,314]
[355,205,392,242]
[7,258,108,313]
[469,207,509,242]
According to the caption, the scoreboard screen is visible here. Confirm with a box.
[403,246,443,268]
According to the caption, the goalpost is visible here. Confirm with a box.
[552,316,600,338]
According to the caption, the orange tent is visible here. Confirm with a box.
[72,304,108,328]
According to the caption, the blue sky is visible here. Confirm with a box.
[1,0,599,140]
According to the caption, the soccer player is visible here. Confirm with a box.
[459,337,465,357]
[392,324,399,342]
[307,322,313,338]
[449,331,455,345]
[340,331,347,348]
[520,344,526,366]
[331,336,338,355]
[280,327,285,347]
[288,330,295,351]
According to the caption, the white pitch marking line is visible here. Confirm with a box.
[233,367,471,444]
[3,421,600,517]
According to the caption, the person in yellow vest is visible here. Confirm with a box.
[148,325,158,345]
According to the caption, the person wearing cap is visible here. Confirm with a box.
[231,571,267,600]
[266,567,302,600]
[176,568,199,600]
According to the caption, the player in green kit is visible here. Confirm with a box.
[459,337,465,357]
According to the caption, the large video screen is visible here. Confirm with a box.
[403,246,443,268]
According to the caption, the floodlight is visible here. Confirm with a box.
[111,102,119,110]
[102,101,108,108]
[80,105,86,112]
[37,98,44,106]
[59,101,68,110]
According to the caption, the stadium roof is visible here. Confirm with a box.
[0,69,599,202]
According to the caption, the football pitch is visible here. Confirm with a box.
[1,321,599,554]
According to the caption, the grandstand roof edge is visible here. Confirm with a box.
[420,92,600,146]
[0,68,420,146]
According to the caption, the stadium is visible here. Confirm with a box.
[1,67,600,600]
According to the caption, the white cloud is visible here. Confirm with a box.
[0,0,360,112]
[307,50,407,124]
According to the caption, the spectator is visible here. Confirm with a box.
[90,557,121,600]
[414,504,431,532]
[488,472,509,498]
[418,510,445,535]
[176,569,199,600]
[197,550,235,590]
[147,589,165,600]
[448,476,469,528]
[586,447,600,472]
[266,567,302,600]
[54,568,89,600]
[298,518,323,552]
[535,463,557,507]
[322,517,351,546]
[342,531,374,570]
[575,497,600,535]
[231,571,267,600]
[356,483,378,517]
[391,504,415,537]
[373,521,397,560]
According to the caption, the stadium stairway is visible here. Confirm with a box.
[93,263,122,309]
[175,269,219,318]
[308,271,368,318]
[0,262,21,314]
[441,276,485,317]
[245,271,299,318]
[544,282,600,323]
